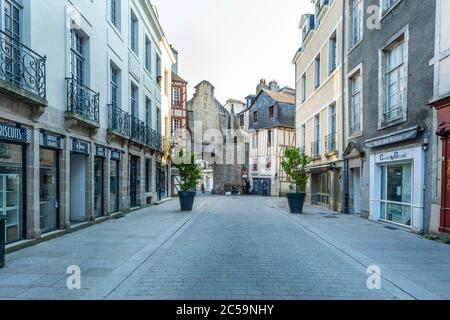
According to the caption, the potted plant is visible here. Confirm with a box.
[172,150,203,211]
[281,147,311,214]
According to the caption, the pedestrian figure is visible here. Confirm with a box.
[201,183,205,194]
[262,181,269,197]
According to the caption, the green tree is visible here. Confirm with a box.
[172,150,203,192]
[281,147,311,193]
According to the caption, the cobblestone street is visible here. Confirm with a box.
[1,196,449,300]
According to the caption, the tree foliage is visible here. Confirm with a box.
[172,150,203,192]
[281,147,311,193]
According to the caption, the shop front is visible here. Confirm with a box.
[109,149,122,214]
[369,147,425,231]
[94,146,107,218]
[130,155,139,208]
[0,122,30,244]
[39,131,63,233]
[70,138,90,222]
[432,96,450,234]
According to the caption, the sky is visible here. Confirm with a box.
[152,0,314,104]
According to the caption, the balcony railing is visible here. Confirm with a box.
[311,140,320,158]
[325,133,337,154]
[146,126,162,151]
[130,115,145,144]
[108,104,129,137]
[66,77,99,123]
[0,30,46,98]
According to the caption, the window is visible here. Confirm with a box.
[240,114,244,127]
[314,54,321,89]
[268,106,274,119]
[328,32,337,74]
[130,12,138,54]
[384,39,407,122]
[4,0,21,41]
[301,73,307,103]
[172,87,181,106]
[252,133,258,149]
[253,111,258,123]
[70,30,84,83]
[171,119,181,134]
[145,159,152,193]
[349,72,362,135]
[131,84,138,117]
[145,36,151,71]
[382,0,400,14]
[252,159,258,172]
[327,104,337,153]
[350,0,363,47]
[156,54,161,81]
[268,130,273,147]
[110,65,119,107]
[301,124,306,154]
[145,98,152,128]
[312,114,320,156]
[328,103,336,135]
[110,0,120,29]
[156,107,161,134]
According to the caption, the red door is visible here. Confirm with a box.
[441,136,450,234]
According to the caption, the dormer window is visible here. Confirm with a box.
[382,0,400,14]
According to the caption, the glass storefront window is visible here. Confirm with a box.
[39,149,58,233]
[381,163,412,226]
[110,160,119,213]
[0,143,23,244]
[94,158,104,218]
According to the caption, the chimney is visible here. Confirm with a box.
[256,79,269,94]
[269,80,280,92]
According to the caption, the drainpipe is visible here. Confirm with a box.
[341,0,350,214]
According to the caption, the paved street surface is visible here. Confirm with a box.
[0,196,449,300]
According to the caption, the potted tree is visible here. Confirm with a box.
[281,147,311,214]
[173,150,203,211]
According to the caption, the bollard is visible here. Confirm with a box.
[0,215,5,268]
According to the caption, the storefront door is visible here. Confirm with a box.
[130,156,138,208]
[441,137,450,233]
[94,157,104,217]
[39,149,59,233]
[110,160,119,214]
[380,163,412,226]
[0,143,24,244]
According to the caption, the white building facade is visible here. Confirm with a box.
[0,0,174,245]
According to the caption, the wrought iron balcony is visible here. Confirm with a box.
[66,77,100,124]
[0,30,46,99]
[325,133,337,154]
[145,126,162,151]
[108,104,130,137]
[129,115,145,144]
[311,140,320,158]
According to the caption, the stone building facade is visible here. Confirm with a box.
[345,0,436,232]
[0,0,175,246]
[187,81,246,194]
[293,0,346,211]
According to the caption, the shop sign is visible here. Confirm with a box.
[71,139,90,155]
[40,132,64,150]
[0,122,31,144]
[377,150,411,163]
[96,146,107,158]
[110,149,122,161]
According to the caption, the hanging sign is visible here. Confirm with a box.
[96,146,107,158]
